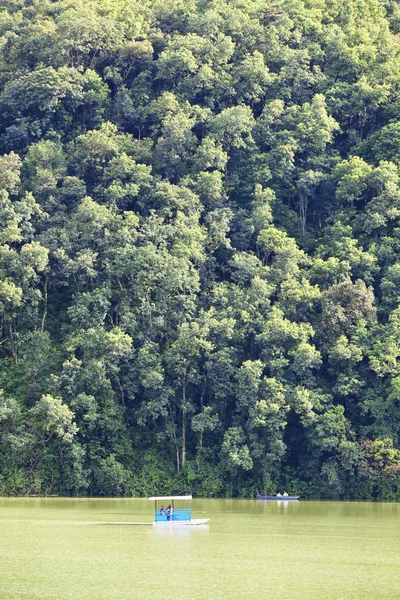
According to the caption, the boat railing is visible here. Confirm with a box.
[155,508,191,522]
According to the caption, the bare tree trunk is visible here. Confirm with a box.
[167,398,180,473]
[115,376,125,406]
[181,373,187,469]
[9,322,17,364]
[182,412,186,468]
[198,377,207,448]
[41,276,48,332]
[299,193,308,235]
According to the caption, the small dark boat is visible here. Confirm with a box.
[257,495,300,500]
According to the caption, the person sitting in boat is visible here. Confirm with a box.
[276,492,282,497]
[166,504,173,521]
[159,505,165,515]
[283,491,288,497]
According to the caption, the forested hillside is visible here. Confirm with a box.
[2,0,400,498]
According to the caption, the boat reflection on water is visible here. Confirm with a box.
[257,498,300,511]
[152,523,210,537]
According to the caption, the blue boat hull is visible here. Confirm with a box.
[257,495,300,500]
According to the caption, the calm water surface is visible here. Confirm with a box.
[0,498,399,599]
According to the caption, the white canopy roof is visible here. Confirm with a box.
[148,495,192,501]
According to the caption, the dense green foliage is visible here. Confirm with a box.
[1,0,400,499]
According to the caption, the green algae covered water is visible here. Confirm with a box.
[0,498,399,599]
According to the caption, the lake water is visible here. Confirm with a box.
[0,498,399,599]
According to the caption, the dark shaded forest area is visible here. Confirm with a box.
[1,0,400,498]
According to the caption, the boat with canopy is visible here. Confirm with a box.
[149,495,209,526]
